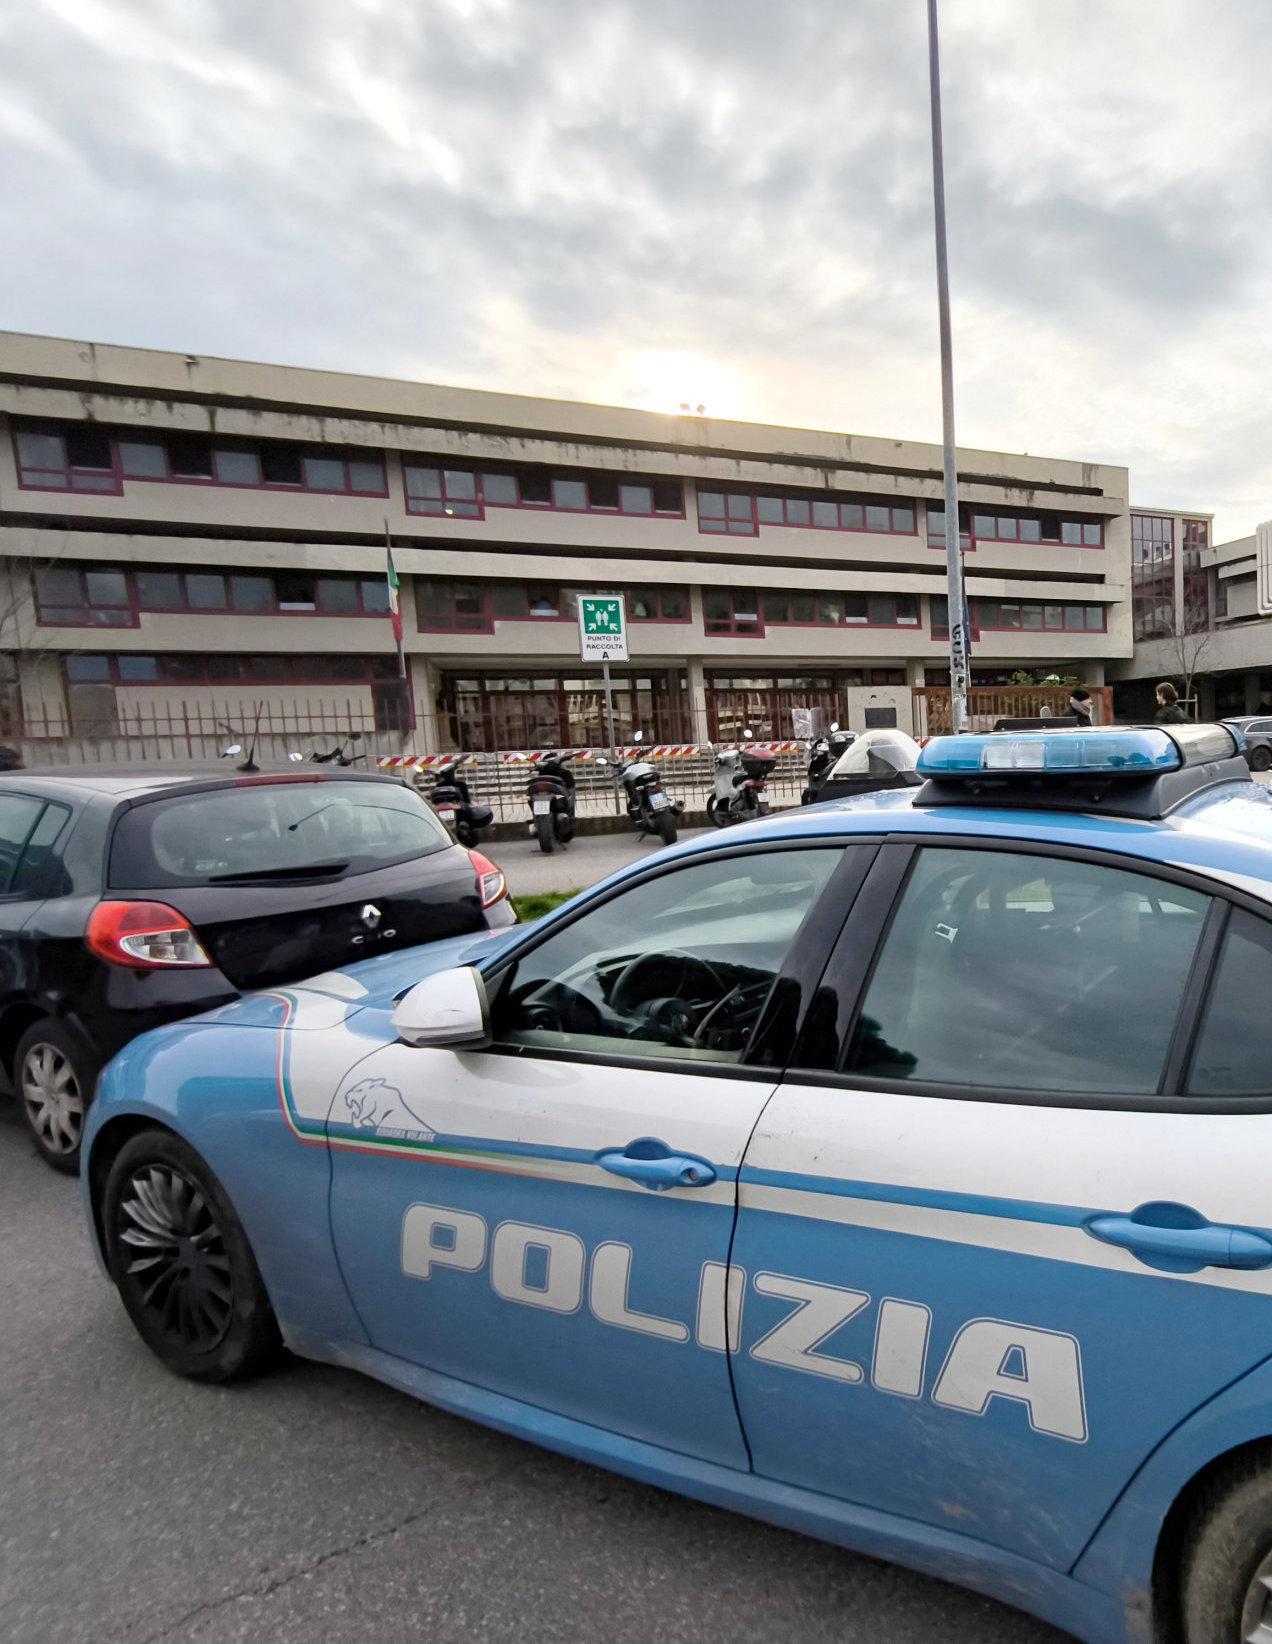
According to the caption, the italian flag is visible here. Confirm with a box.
[385,543,402,642]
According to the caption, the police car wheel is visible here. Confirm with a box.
[1181,1450,1272,1643]
[103,1128,282,1384]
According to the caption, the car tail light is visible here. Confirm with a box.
[86,901,214,969]
[469,849,507,910]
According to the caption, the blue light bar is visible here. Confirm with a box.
[917,729,1184,779]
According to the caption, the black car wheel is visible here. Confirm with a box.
[1250,744,1272,773]
[1181,1449,1272,1642]
[16,1018,99,1175]
[103,1128,281,1382]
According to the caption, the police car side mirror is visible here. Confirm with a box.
[393,966,491,1049]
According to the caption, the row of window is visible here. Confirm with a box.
[13,422,686,518]
[931,596,1108,634]
[11,425,1111,554]
[16,426,388,498]
[417,580,688,633]
[697,490,916,539]
[929,507,1104,548]
[65,652,403,687]
[404,465,683,520]
[703,589,922,635]
[35,566,391,627]
[34,564,1109,639]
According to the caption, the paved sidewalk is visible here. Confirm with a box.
[494,826,714,896]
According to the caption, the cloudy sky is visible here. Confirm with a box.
[4,0,1270,539]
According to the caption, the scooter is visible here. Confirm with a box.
[599,732,682,846]
[526,751,579,854]
[421,757,493,849]
[706,739,777,827]
[802,723,857,805]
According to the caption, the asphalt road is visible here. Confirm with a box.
[0,1091,1069,1644]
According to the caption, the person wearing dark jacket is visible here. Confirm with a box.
[1155,681,1187,724]
[1064,687,1095,727]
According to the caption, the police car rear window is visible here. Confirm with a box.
[109,781,450,888]
[846,847,1210,1095]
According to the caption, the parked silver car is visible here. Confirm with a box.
[1223,715,1272,771]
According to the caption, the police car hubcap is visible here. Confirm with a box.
[116,1164,233,1351]
[1240,1551,1272,1642]
[21,1045,83,1154]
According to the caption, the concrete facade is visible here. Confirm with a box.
[0,331,1134,750]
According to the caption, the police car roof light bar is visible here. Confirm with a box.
[916,724,1240,781]
[913,723,1249,821]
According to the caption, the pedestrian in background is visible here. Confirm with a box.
[1066,687,1095,727]
[1155,681,1187,724]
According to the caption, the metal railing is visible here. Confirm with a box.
[10,699,811,818]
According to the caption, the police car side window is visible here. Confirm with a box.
[491,848,842,1064]
[1188,909,1272,1096]
[844,847,1210,1095]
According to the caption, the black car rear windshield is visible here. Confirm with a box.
[109,779,452,888]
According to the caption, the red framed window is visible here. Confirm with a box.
[417,579,493,633]
[16,426,121,494]
[626,587,689,622]
[35,566,134,627]
[697,491,759,536]
[404,465,483,518]
[703,588,763,636]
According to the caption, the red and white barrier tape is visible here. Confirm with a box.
[380,742,801,770]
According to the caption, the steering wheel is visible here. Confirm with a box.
[691,974,773,1050]
[514,980,603,1037]
[609,949,726,1019]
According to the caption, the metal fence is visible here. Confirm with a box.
[11,699,811,819]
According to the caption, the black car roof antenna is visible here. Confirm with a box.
[238,699,264,774]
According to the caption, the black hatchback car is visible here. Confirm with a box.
[0,766,513,1172]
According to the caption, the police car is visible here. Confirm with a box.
[83,723,1272,1644]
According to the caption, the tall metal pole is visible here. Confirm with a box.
[927,0,968,734]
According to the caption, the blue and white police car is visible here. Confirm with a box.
[84,723,1272,1644]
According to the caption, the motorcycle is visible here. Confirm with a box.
[802,722,857,805]
[421,756,493,849]
[526,750,579,854]
[706,738,777,827]
[599,732,682,846]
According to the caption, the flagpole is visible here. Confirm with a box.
[384,517,414,754]
[927,0,969,734]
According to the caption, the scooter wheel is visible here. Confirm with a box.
[707,797,727,829]
[656,812,677,846]
[456,820,476,848]
[535,815,555,854]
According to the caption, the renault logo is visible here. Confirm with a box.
[360,904,382,931]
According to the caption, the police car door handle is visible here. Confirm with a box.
[596,1140,717,1192]
[1085,1206,1272,1271]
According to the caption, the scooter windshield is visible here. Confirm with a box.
[828,728,921,780]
